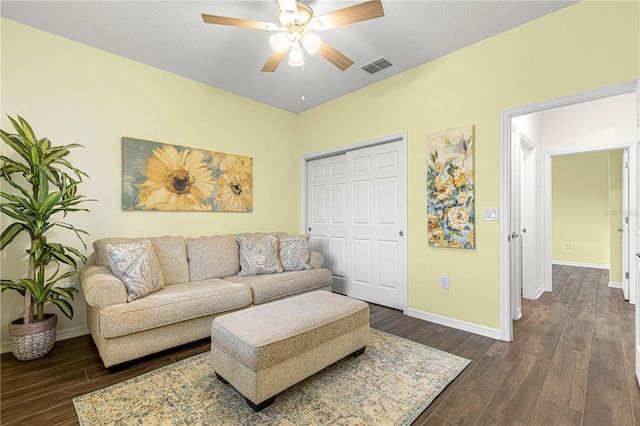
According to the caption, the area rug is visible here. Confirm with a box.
[74,329,470,425]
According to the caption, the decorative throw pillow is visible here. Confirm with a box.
[279,235,312,271]
[107,240,164,302]
[237,233,283,277]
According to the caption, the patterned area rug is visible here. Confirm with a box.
[74,329,470,425]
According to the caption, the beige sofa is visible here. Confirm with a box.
[80,233,332,368]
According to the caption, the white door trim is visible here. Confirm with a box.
[500,80,638,341]
[300,132,408,312]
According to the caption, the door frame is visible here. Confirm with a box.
[500,80,638,341]
[300,132,409,312]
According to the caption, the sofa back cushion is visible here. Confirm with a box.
[94,236,189,285]
[186,235,240,281]
[150,236,190,284]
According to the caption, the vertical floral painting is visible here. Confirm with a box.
[122,138,252,212]
[427,125,475,249]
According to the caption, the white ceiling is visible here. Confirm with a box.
[1,1,577,113]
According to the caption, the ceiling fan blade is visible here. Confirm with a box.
[314,0,384,30]
[261,49,289,72]
[202,14,275,31]
[317,40,355,71]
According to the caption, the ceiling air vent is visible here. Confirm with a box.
[361,57,394,75]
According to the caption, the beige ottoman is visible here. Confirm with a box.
[210,290,370,411]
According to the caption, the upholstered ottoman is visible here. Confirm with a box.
[210,290,370,411]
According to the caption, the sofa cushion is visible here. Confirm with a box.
[107,240,164,302]
[279,235,312,271]
[224,268,332,304]
[186,235,240,281]
[237,233,283,277]
[99,279,252,339]
[150,236,190,285]
[94,236,189,285]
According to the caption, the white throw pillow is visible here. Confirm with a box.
[237,233,283,276]
[107,240,164,302]
[279,235,312,271]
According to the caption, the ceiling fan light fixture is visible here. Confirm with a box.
[269,32,291,53]
[288,41,304,66]
[302,33,321,55]
[309,19,323,31]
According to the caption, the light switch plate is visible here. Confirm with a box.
[484,208,499,221]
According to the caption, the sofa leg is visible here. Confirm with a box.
[215,372,229,384]
[351,346,366,357]
[246,396,275,412]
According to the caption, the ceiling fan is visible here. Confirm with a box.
[202,0,384,72]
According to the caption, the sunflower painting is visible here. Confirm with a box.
[122,137,252,212]
[427,125,475,249]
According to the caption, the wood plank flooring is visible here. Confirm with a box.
[1,265,638,425]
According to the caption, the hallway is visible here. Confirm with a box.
[408,265,639,424]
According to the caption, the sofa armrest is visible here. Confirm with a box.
[80,265,128,309]
[309,251,324,269]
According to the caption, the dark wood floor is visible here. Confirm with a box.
[1,265,638,425]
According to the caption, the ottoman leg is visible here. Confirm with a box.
[215,372,229,384]
[246,396,276,412]
[351,346,366,357]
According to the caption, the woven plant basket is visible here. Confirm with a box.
[8,314,58,361]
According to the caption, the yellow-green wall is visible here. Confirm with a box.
[1,1,639,345]
[0,18,298,343]
[551,151,623,277]
[295,1,639,329]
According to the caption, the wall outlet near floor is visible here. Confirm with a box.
[564,243,572,249]
[441,276,450,289]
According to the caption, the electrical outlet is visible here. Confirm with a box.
[564,243,572,249]
[441,276,450,289]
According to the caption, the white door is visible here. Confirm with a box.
[520,137,537,299]
[623,149,630,300]
[307,141,407,310]
[345,142,407,309]
[307,154,348,292]
[511,127,523,320]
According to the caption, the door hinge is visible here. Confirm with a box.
[625,161,629,169]
[626,272,630,279]
[626,217,629,224]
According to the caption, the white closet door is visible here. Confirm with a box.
[307,140,407,310]
[307,154,348,293]
[345,141,407,309]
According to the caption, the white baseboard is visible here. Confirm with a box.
[552,260,609,269]
[609,281,623,289]
[1,325,90,354]
[523,285,545,301]
[406,308,502,340]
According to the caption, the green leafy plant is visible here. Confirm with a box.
[0,116,91,323]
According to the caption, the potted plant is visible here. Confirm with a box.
[0,116,91,360]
